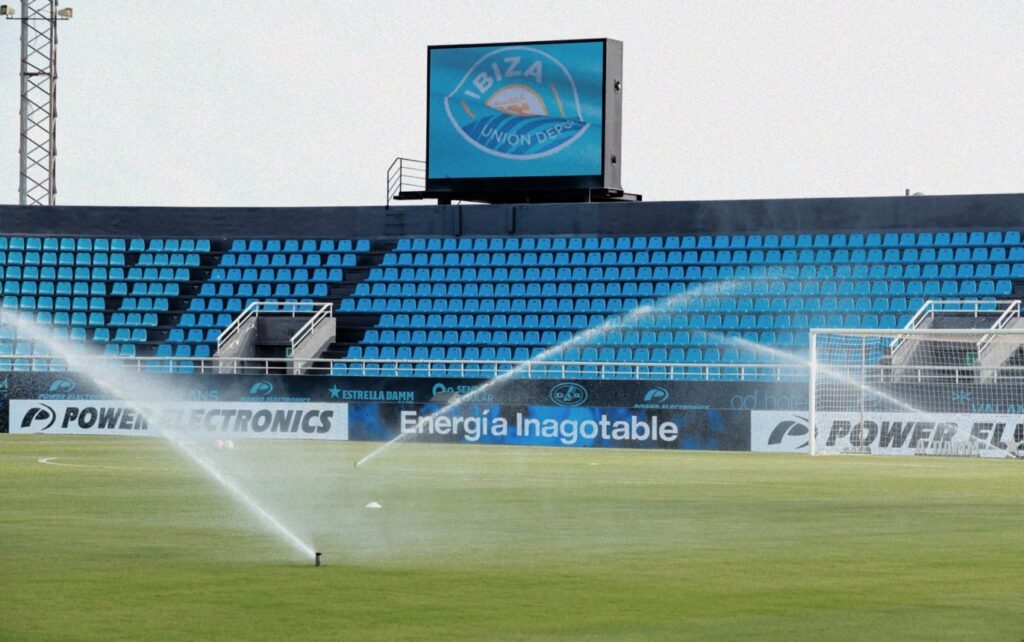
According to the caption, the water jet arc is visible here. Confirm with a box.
[354,282,743,468]
[2,311,319,561]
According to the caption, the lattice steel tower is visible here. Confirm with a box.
[3,1,72,205]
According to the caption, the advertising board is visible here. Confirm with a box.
[9,399,348,440]
[2,372,817,451]
[813,411,1022,458]
[753,410,1024,458]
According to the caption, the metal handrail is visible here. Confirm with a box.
[216,301,325,352]
[290,302,333,353]
[890,298,940,355]
[926,299,1003,316]
[386,157,426,207]
[0,355,808,381]
[216,302,259,351]
[890,299,1012,354]
[825,362,1024,385]
[814,327,1024,336]
[13,354,1024,383]
[387,161,425,191]
[977,300,1021,360]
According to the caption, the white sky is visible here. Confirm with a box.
[0,0,1021,207]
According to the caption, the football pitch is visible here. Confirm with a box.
[2,435,1022,641]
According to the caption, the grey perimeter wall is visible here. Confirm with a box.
[0,193,1022,239]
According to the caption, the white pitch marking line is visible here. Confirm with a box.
[36,456,178,472]
[37,456,96,468]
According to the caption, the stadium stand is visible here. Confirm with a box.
[161,238,371,360]
[0,237,213,369]
[1,225,1021,377]
[331,230,1022,376]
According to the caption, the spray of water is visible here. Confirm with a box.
[354,281,742,468]
[2,311,318,560]
[727,335,1016,458]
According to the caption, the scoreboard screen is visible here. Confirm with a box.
[426,39,622,193]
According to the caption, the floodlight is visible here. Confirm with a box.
[57,7,72,18]
[0,5,15,17]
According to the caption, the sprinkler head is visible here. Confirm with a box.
[315,552,321,567]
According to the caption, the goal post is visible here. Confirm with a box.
[808,328,1024,459]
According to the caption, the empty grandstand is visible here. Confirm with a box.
[0,193,1021,381]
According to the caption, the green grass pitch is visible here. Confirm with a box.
[2,435,1022,641]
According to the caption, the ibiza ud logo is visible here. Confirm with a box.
[550,382,588,407]
[21,403,56,431]
[444,47,590,160]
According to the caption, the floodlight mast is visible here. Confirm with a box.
[2,1,72,206]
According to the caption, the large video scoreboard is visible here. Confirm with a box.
[426,39,624,198]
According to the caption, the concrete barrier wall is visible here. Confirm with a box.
[0,193,1021,239]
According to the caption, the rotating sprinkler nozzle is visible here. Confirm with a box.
[315,552,321,567]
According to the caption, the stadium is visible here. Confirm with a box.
[2,6,1023,642]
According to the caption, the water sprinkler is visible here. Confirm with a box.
[315,552,321,567]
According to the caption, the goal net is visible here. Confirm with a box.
[809,328,1024,458]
